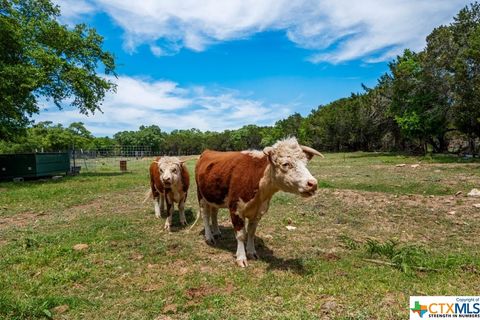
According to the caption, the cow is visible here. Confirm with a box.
[148,156,190,231]
[195,137,323,267]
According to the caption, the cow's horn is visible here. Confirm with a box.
[301,145,324,158]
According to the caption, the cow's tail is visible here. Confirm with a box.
[143,189,153,204]
[187,209,201,232]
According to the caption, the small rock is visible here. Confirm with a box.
[51,304,69,314]
[448,211,456,215]
[162,304,177,314]
[322,300,338,312]
[455,191,463,197]
[473,204,480,208]
[434,169,441,173]
[73,243,89,251]
[467,189,480,197]
[52,175,63,180]
[264,234,273,240]
[411,164,420,168]
[285,226,297,231]
[395,164,406,167]
[131,253,144,261]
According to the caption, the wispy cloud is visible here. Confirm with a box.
[55,0,97,24]
[61,0,469,63]
[34,76,292,136]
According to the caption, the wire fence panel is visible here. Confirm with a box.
[70,146,157,173]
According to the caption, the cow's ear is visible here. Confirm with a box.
[263,147,275,163]
[300,145,324,161]
[263,147,273,157]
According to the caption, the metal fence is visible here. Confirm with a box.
[70,146,158,173]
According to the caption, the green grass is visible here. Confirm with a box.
[0,153,479,319]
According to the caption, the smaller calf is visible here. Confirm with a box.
[148,156,190,230]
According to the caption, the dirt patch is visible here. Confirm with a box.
[186,286,218,300]
[293,188,480,254]
[185,283,234,300]
[0,188,147,232]
[0,211,44,231]
[321,253,341,261]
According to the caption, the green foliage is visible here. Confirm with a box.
[0,0,116,141]
[0,121,99,152]
[449,3,480,150]
[2,2,480,156]
[338,235,360,250]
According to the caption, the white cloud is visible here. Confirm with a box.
[54,0,96,24]
[34,76,292,136]
[63,0,469,63]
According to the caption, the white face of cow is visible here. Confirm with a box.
[157,157,183,188]
[263,138,323,197]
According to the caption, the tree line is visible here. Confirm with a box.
[1,1,479,155]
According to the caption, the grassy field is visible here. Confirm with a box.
[1,152,480,319]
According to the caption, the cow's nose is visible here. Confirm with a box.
[164,177,171,183]
[307,179,317,191]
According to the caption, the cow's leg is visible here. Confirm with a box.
[154,196,161,218]
[160,193,166,215]
[230,209,247,267]
[246,218,259,260]
[179,197,187,226]
[201,200,215,245]
[211,207,221,239]
[164,195,174,231]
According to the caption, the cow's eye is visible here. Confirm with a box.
[282,162,292,169]
[172,168,177,173]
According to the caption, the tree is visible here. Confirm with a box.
[388,49,452,153]
[450,3,480,153]
[136,125,165,152]
[0,0,116,140]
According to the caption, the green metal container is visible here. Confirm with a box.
[0,153,70,180]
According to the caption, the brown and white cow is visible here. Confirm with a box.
[148,156,190,231]
[195,137,323,267]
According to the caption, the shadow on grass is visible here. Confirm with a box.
[159,208,197,232]
[344,152,401,159]
[200,225,307,274]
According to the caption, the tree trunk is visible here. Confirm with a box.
[469,136,476,157]
[437,134,448,153]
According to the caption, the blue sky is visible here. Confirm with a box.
[36,0,470,136]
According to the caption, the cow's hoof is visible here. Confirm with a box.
[180,220,187,226]
[247,252,259,260]
[205,237,216,245]
[236,258,248,268]
[155,212,161,219]
[213,233,222,239]
[164,223,171,231]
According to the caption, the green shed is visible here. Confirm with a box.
[0,153,70,180]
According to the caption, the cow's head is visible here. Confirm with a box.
[263,138,323,197]
[157,157,184,189]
